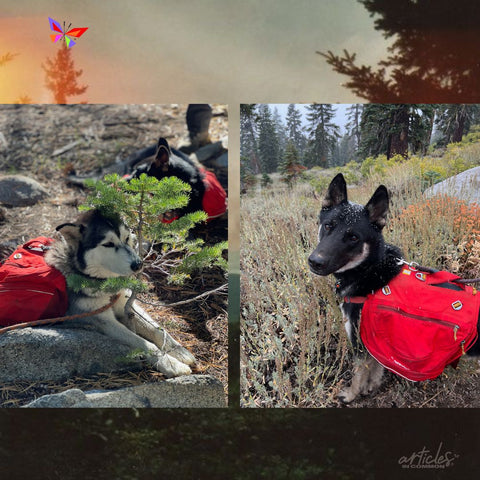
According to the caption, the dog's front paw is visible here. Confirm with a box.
[152,353,192,378]
[337,387,358,404]
[168,345,196,366]
[153,328,196,366]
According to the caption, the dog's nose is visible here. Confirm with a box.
[308,253,326,270]
[131,259,143,272]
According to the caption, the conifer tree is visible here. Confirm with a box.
[0,52,18,67]
[359,104,435,159]
[77,174,227,295]
[285,104,304,155]
[257,104,280,173]
[42,43,88,104]
[319,0,480,102]
[345,104,363,156]
[304,104,339,168]
[435,105,480,145]
[240,104,261,174]
[272,107,287,154]
[279,142,305,187]
[260,173,273,189]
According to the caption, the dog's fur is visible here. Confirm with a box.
[67,137,207,219]
[130,137,206,218]
[45,209,195,378]
[308,174,480,403]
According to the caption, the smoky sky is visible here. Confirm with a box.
[0,0,388,102]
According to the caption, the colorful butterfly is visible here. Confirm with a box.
[48,17,88,48]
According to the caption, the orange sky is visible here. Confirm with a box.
[0,2,387,104]
[0,15,152,103]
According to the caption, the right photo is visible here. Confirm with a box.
[241,103,480,408]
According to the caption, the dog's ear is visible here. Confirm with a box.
[322,173,348,208]
[56,222,84,244]
[365,185,389,229]
[153,137,172,172]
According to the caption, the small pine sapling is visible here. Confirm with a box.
[77,173,227,311]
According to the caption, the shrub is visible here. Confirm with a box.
[241,185,349,407]
[389,195,480,278]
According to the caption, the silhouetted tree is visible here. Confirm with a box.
[14,95,33,104]
[42,43,88,103]
[0,52,18,67]
[319,0,480,102]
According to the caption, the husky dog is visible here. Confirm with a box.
[45,209,195,378]
[308,174,480,403]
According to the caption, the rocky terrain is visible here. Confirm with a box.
[0,104,228,407]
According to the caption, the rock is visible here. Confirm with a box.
[2,327,225,408]
[424,166,480,204]
[23,389,87,408]
[0,327,141,383]
[0,175,49,207]
[24,375,225,408]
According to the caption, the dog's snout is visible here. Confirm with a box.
[131,259,143,272]
[308,253,326,269]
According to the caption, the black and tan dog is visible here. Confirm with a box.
[308,174,480,403]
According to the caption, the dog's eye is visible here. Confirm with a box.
[102,242,115,248]
[349,233,359,242]
[324,223,333,231]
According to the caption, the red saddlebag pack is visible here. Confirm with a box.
[358,266,480,381]
[0,237,68,327]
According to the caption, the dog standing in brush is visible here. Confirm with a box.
[45,209,195,378]
[308,174,480,404]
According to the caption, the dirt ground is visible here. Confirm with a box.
[0,104,228,407]
[330,352,480,409]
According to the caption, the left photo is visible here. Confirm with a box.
[0,103,228,408]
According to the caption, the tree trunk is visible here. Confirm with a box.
[388,106,410,158]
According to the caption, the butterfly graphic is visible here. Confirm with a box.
[48,17,88,48]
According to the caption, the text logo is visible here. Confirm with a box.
[398,442,459,469]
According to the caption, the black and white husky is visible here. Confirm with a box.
[308,174,480,403]
[45,209,195,378]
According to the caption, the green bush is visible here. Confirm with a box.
[81,173,227,289]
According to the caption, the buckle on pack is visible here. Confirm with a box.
[452,300,463,311]
[396,258,419,271]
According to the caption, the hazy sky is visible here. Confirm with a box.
[272,103,351,133]
[0,0,389,103]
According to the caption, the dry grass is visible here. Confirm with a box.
[241,166,480,408]
[241,185,351,407]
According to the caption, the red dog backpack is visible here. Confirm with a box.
[358,266,480,381]
[200,168,227,221]
[0,237,68,327]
